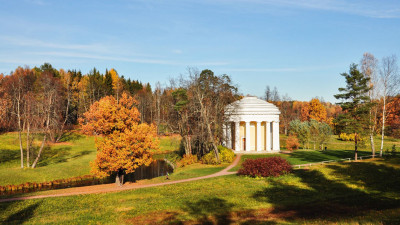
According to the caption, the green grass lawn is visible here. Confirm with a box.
[1,157,399,224]
[1,132,399,186]
[0,132,182,186]
[283,134,400,152]
[0,132,97,186]
[155,134,181,154]
[230,149,374,172]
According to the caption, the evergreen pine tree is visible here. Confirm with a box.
[334,64,372,160]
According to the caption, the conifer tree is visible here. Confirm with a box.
[334,64,372,160]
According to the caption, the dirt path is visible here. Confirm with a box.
[0,155,241,203]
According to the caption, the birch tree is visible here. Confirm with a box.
[379,55,399,156]
[360,52,379,157]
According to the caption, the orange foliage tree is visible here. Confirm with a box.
[301,98,327,122]
[79,93,158,186]
[385,96,400,138]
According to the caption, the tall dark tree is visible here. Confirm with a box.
[103,69,114,96]
[334,64,372,160]
[264,85,271,102]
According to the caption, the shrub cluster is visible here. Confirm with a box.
[0,175,111,196]
[178,154,198,167]
[339,133,363,142]
[286,135,299,150]
[201,145,235,164]
[218,146,234,163]
[238,157,292,177]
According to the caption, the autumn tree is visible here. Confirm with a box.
[3,67,35,168]
[189,69,237,162]
[32,71,65,168]
[301,98,327,122]
[308,98,327,122]
[80,93,158,186]
[334,64,372,161]
[278,94,296,135]
[172,88,192,155]
[361,52,379,157]
[110,68,122,101]
[385,95,400,138]
[0,73,11,132]
[379,55,399,156]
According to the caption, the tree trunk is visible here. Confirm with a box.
[55,94,70,143]
[17,100,24,168]
[380,97,386,157]
[370,134,375,158]
[354,133,358,161]
[369,104,376,158]
[18,130,24,169]
[197,93,220,163]
[26,123,30,168]
[116,169,125,186]
[32,135,46,168]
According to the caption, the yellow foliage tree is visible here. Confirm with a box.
[308,98,327,122]
[79,93,158,186]
[109,68,122,101]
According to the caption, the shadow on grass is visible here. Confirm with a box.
[289,149,370,163]
[36,147,91,167]
[0,150,19,164]
[182,197,235,225]
[171,197,278,224]
[327,160,400,194]
[252,161,400,223]
[1,201,41,224]
[57,132,84,142]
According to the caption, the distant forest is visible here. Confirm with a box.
[0,62,399,142]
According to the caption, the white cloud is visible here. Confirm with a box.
[0,36,108,53]
[25,51,230,67]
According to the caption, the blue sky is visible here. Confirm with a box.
[1,0,399,102]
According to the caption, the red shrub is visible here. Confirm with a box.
[238,157,292,177]
[286,135,299,150]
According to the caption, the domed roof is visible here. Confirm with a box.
[225,96,280,115]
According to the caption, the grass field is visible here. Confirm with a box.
[0,132,182,186]
[1,132,399,186]
[0,132,97,186]
[1,157,399,224]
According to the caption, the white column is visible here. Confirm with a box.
[245,121,250,151]
[256,121,262,151]
[227,123,232,149]
[273,121,280,151]
[222,123,227,147]
[266,121,271,151]
[234,122,240,151]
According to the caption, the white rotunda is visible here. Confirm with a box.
[223,96,281,152]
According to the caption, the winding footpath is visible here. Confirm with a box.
[0,155,241,203]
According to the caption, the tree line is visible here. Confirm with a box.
[0,51,399,167]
